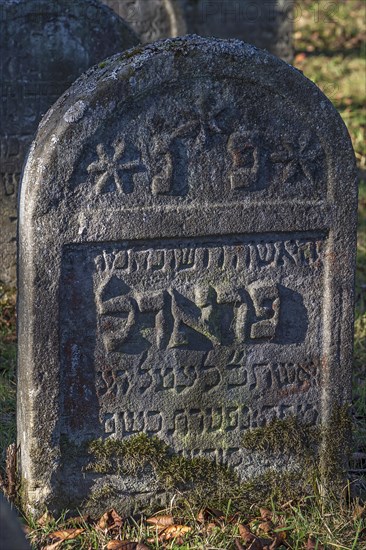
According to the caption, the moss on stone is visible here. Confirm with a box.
[320,405,353,486]
[69,407,352,514]
[87,484,116,503]
[119,45,145,61]
[82,483,118,517]
[242,415,320,459]
[59,435,88,460]
[86,433,167,476]
[241,407,353,496]
[83,433,309,512]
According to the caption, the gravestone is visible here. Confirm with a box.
[0,494,30,550]
[0,0,138,286]
[18,36,357,516]
[179,0,294,62]
[102,0,186,43]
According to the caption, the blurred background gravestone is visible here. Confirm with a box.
[18,36,357,516]
[179,0,294,61]
[0,0,138,286]
[101,0,187,42]
[0,494,30,550]
[101,0,294,59]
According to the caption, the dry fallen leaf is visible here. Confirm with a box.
[146,514,174,527]
[259,508,272,521]
[97,509,123,531]
[269,529,287,549]
[258,521,274,534]
[201,522,218,535]
[227,512,241,524]
[49,528,84,542]
[42,542,63,550]
[109,509,123,529]
[107,542,138,550]
[196,507,225,526]
[22,524,32,535]
[294,53,307,63]
[98,511,112,530]
[353,503,366,520]
[306,536,324,550]
[158,524,191,541]
[37,511,54,527]
[238,524,256,544]
[208,507,225,519]
[239,525,272,550]
[196,508,205,523]
[247,539,266,550]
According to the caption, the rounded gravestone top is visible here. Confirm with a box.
[22,35,355,215]
[102,0,186,43]
[0,0,138,100]
[0,0,138,285]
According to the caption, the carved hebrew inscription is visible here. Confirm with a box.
[60,233,325,465]
[96,280,280,352]
[84,117,325,199]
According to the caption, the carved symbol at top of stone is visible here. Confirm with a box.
[227,130,260,190]
[151,136,174,196]
[173,96,226,148]
[150,97,230,196]
[270,130,325,187]
[87,139,144,195]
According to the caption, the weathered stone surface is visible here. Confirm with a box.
[179,0,294,61]
[0,0,138,286]
[102,0,186,43]
[18,36,357,516]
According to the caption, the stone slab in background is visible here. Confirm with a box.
[179,0,294,61]
[101,0,293,60]
[102,0,186,42]
[18,36,357,516]
[0,494,30,550]
[0,0,139,286]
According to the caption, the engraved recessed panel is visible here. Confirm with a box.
[60,232,325,470]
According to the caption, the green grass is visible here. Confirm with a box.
[24,495,365,549]
[295,1,366,169]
